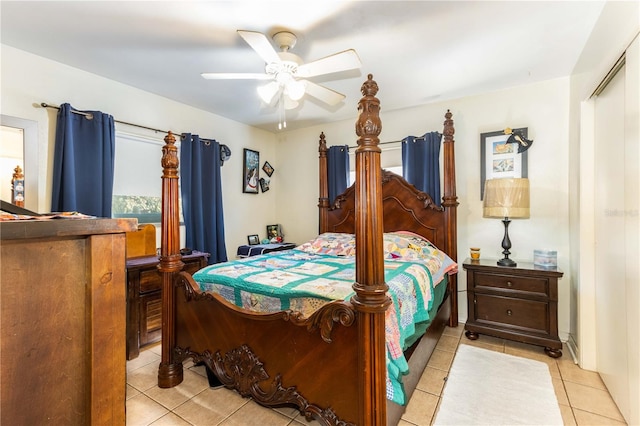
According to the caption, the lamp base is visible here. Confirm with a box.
[497,217,517,267]
[497,257,517,267]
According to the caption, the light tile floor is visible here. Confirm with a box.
[126,324,627,425]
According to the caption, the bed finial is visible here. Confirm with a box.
[443,109,455,142]
[318,131,327,152]
[361,74,378,97]
[355,74,381,144]
[161,131,179,172]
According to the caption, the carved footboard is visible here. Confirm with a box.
[172,272,360,426]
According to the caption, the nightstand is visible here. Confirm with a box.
[463,258,564,358]
[125,251,209,359]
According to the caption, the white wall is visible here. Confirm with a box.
[277,77,572,335]
[0,45,278,259]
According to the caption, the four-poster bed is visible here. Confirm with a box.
[157,74,458,425]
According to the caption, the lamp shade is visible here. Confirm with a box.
[483,178,530,219]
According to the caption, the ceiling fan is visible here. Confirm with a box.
[201,30,362,110]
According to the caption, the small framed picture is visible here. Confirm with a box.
[243,149,260,194]
[259,177,270,193]
[247,234,260,245]
[266,224,282,240]
[262,161,274,177]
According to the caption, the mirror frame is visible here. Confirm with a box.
[1,115,39,212]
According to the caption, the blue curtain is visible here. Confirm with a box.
[51,103,115,217]
[180,134,228,264]
[402,131,442,207]
[327,145,350,204]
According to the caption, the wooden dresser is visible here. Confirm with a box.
[463,258,564,357]
[1,218,136,425]
[126,251,209,359]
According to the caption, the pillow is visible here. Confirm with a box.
[383,231,457,282]
[296,232,356,257]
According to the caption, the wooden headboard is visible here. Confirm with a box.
[323,170,448,250]
[318,110,458,262]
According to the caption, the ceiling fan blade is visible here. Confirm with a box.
[303,81,346,106]
[237,30,281,65]
[297,49,361,78]
[201,73,272,80]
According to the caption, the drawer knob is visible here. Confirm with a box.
[507,309,513,316]
[507,281,513,287]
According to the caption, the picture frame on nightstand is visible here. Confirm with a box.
[266,224,282,240]
[247,234,259,245]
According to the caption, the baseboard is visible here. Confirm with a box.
[565,334,579,365]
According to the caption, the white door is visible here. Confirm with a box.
[593,63,631,420]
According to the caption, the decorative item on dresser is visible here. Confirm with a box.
[156,74,459,425]
[11,164,25,207]
[126,250,209,360]
[463,258,564,358]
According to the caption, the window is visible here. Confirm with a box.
[112,132,179,224]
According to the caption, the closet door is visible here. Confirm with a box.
[593,62,629,420]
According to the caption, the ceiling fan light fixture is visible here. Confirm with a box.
[285,79,305,101]
[283,95,299,110]
[257,81,280,104]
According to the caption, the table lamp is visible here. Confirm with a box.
[483,178,530,267]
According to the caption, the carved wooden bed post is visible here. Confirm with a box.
[318,132,329,234]
[352,74,391,425]
[158,131,185,388]
[441,110,459,327]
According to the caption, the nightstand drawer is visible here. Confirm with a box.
[475,294,549,333]
[474,272,548,297]
[140,269,161,293]
[184,259,205,274]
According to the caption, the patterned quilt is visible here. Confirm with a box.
[192,231,457,405]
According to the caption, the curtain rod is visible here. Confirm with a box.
[347,137,429,150]
[40,102,181,135]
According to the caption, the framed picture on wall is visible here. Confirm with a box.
[262,161,274,177]
[480,128,528,199]
[259,177,270,193]
[243,148,260,194]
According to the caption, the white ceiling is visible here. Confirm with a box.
[1,1,605,133]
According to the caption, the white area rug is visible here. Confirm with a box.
[433,344,563,425]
